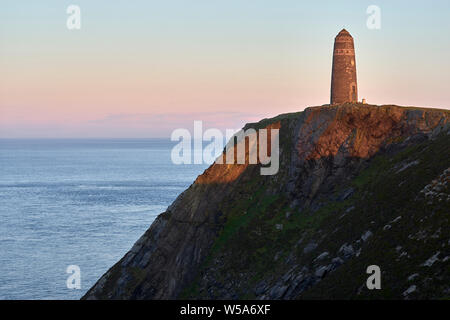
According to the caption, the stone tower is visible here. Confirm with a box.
[330,29,358,104]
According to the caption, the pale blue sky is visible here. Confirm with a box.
[1,1,449,137]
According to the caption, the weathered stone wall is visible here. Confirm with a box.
[330,29,358,104]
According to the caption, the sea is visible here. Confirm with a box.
[0,139,208,299]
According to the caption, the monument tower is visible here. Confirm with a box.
[330,29,358,104]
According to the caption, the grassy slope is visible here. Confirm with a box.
[301,132,450,299]
[182,117,449,299]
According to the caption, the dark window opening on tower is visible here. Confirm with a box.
[352,85,357,102]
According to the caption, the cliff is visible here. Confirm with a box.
[83,104,450,300]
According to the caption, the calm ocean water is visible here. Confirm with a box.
[0,139,207,299]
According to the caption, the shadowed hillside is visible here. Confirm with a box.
[83,104,450,300]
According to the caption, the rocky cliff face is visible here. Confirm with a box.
[83,104,450,300]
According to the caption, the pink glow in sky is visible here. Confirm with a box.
[1,1,449,138]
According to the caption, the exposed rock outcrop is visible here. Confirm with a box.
[83,104,450,300]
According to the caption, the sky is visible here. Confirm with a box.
[1,0,449,138]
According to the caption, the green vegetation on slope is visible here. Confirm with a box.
[182,131,450,299]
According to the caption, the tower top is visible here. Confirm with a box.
[336,29,352,38]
